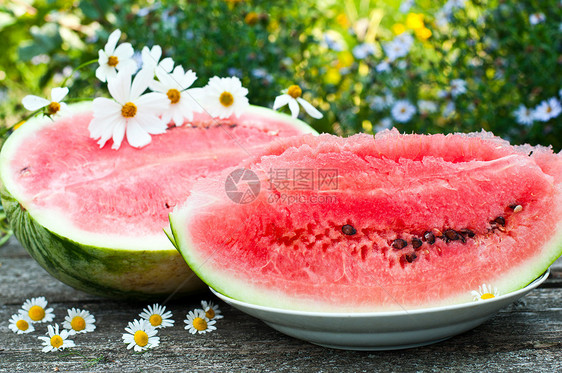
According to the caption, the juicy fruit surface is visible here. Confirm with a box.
[171,130,562,311]
[1,105,313,249]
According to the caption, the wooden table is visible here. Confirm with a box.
[1,237,561,372]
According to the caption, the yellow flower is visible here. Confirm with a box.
[415,27,432,41]
[244,12,259,26]
[392,23,406,35]
[406,13,425,30]
[336,51,354,69]
[324,67,341,85]
[336,13,350,28]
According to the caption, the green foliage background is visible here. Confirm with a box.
[1,0,561,148]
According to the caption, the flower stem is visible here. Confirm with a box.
[61,59,98,87]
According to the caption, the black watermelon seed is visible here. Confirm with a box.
[460,228,475,238]
[443,229,461,241]
[392,239,408,250]
[404,253,417,263]
[423,231,436,244]
[494,216,506,226]
[342,224,357,236]
[411,237,423,249]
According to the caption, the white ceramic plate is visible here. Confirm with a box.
[210,270,550,351]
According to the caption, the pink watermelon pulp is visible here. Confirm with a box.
[0,103,315,298]
[170,130,562,311]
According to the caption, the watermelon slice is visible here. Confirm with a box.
[0,103,315,298]
[169,130,562,311]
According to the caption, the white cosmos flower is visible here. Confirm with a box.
[273,85,323,119]
[472,284,500,301]
[139,303,174,328]
[529,13,546,25]
[22,87,68,116]
[450,79,467,97]
[443,101,456,117]
[383,34,413,62]
[184,309,217,334]
[8,313,35,334]
[352,43,375,59]
[201,300,223,320]
[122,319,159,352]
[38,324,75,353]
[20,296,55,323]
[399,0,414,13]
[513,104,534,125]
[89,69,169,150]
[533,97,562,122]
[391,99,416,123]
[374,117,393,132]
[141,45,174,75]
[95,29,137,83]
[376,60,391,72]
[62,308,96,335]
[149,65,202,125]
[200,76,249,119]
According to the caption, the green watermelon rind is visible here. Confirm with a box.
[168,168,562,312]
[0,103,316,299]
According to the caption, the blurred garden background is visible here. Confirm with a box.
[1,0,561,149]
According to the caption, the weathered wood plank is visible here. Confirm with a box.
[1,238,561,372]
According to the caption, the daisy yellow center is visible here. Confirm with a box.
[47,102,61,115]
[219,91,234,107]
[28,305,45,321]
[16,319,29,331]
[546,106,552,113]
[481,293,495,300]
[134,330,149,347]
[50,335,63,349]
[149,314,163,327]
[121,102,137,118]
[400,108,407,113]
[107,56,119,67]
[167,89,181,104]
[288,85,302,99]
[205,308,215,319]
[192,317,208,331]
[71,316,86,331]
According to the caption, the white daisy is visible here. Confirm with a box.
[88,69,169,150]
[201,300,223,320]
[369,96,387,111]
[450,79,467,97]
[22,87,68,117]
[322,31,345,52]
[139,303,174,329]
[8,313,35,334]
[122,319,160,352]
[383,38,411,62]
[95,29,137,83]
[184,309,216,334]
[471,284,500,301]
[38,324,75,353]
[374,117,393,132]
[391,99,416,123]
[200,76,249,119]
[529,13,546,25]
[418,100,438,114]
[352,43,375,59]
[20,296,55,323]
[533,97,562,122]
[62,308,96,335]
[149,65,203,126]
[273,85,323,119]
[141,45,174,75]
[513,104,534,125]
[443,101,456,117]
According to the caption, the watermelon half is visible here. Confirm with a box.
[170,130,562,312]
[0,103,315,299]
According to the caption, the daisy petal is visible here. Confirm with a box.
[126,119,152,148]
[113,42,135,61]
[288,98,300,118]
[50,87,69,102]
[22,95,49,111]
[105,29,122,55]
[159,57,174,73]
[297,97,323,119]
[273,94,292,110]
[130,69,153,101]
[108,71,132,104]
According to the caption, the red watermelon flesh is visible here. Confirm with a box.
[170,130,562,311]
[2,104,314,249]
